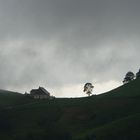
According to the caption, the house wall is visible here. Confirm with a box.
[33,95,50,99]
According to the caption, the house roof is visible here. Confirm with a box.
[30,87,50,96]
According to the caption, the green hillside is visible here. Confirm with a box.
[0,79,140,140]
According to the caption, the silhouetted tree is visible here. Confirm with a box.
[136,69,140,79]
[84,83,94,96]
[123,71,135,84]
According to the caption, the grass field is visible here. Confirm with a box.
[0,78,140,140]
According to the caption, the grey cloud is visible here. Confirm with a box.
[1,0,140,39]
[0,0,140,94]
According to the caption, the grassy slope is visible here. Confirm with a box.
[0,79,140,140]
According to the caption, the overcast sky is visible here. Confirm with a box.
[0,0,140,97]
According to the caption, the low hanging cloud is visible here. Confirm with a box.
[0,0,140,96]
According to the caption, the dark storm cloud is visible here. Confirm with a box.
[0,0,140,93]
